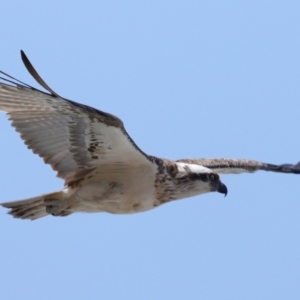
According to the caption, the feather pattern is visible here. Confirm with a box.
[177,158,300,174]
[0,76,151,186]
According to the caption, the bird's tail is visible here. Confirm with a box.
[1,190,66,220]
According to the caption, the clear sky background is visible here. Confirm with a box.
[1,1,300,299]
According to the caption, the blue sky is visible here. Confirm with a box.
[1,1,300,299]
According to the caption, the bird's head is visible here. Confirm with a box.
[174,162,228,199]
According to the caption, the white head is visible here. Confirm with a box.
[173,162,228,200]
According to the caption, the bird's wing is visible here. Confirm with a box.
[0,51,153,186]
[176,158,300,175]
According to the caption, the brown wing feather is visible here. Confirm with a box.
[177,158,300,174]
[20,50,60,97]
[0,52,152,186]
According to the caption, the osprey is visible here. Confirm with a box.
[0,51,299,220]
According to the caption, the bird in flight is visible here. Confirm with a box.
[0,51,299,220]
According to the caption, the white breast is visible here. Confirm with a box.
[67,163,158,214]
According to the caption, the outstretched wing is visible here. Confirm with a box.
[176,158,300,175]
[0,51,152,186]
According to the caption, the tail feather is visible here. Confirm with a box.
[1,190,65,220]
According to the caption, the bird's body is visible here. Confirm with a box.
[0,51,299,220]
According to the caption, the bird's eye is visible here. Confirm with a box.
[209,174,216,181]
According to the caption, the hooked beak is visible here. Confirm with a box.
[217,183,228,197]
